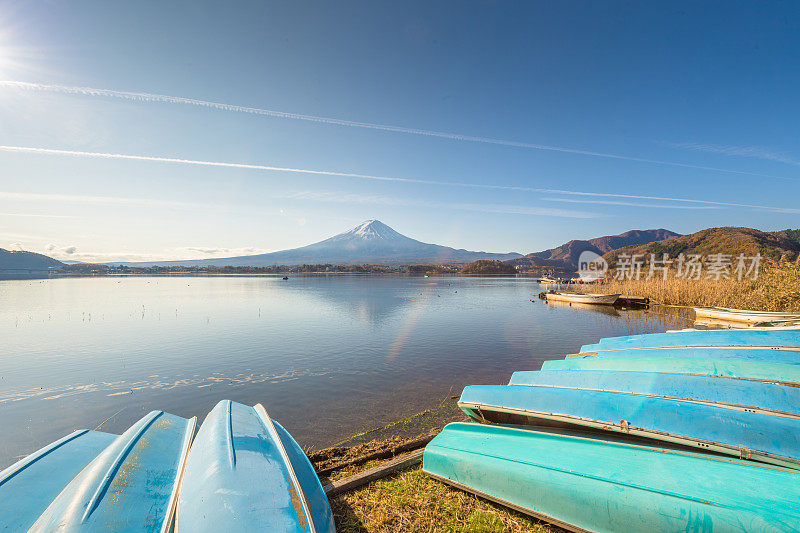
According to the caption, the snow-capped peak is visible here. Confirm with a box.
[345,220,403,240]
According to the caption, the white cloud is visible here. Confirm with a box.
[175,246,266,256]
[0,212,76,218]
[541,197,721,209]
[0,189,204,208]
[540,189,800,214]
[2,80,794,180]
[282,190,598,219]
[1,145,797,215]
[667,142,800,167]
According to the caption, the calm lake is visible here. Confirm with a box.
[0,275,692,468]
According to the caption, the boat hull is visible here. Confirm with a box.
[0,430,116,531]
[545,292,620,305]
[573,346,800,364]
[694,307,800,324]
[423,423,800,533]
[177,400,335,533]
[507,369,800,415]
[458,384,800,468]
[581,329,800,351]
[542,356,800,384]
[29,411,195,533]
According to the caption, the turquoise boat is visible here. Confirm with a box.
[423,423,800,532]
[507,370,800,415]
[458,384,800,468]
[572,346,800,364]
[541,356,800,384]
[0,430,117,531]
[177,400,335,532]
[29,410,195,532]
[582,329,800,351]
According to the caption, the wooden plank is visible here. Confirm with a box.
[323,449,424,497]
[315,432,436,477]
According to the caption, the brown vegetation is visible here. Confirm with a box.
[596,266,800,311]
[604,227,800,265]
[460,260,516,275]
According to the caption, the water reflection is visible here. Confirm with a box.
[0,276,692,467]
[544,298,622,317]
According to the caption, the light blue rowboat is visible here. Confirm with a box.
[541,356,800,384]
[29,411,195,532]
[507,370,800,415]
[423,423,800,532]
[573,346,800,364]
[582,329,800,351]
[0,430,117,531]
[459,384,800,468]
[177,400,335,533]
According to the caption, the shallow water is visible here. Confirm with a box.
[0,275,691,467]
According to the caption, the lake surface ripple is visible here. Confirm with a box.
[0,276,692,467]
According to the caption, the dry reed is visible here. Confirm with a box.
[591,266,800,311]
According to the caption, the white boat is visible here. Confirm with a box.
[693,307,800,325]
[545,292,620,305]
[539,277,560,284]
[670,318,800,332]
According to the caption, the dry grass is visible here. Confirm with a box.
[593,266,800,311]
[330,466,558,533]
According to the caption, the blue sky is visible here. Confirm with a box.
[0,1,798,262]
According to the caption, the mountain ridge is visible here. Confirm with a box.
[507,228,680,272]
[0,249,66,271]
[109,220,523,267]
[603,227,800,264]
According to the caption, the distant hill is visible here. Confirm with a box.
[604,227,800,264]
[111,220,523,267]
[0,249,65,271]
[507,229,680,272]
[460,260,516,275]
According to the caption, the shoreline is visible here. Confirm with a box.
[308,398,559,532]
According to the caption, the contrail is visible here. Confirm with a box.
[2,80,797,181]
[0,144,797,213]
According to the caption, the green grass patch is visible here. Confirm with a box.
[330,466,557,532]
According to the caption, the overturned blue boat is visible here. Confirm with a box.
[572,346,800,364]
[508,369,800,415]
[459,384,800,468]
[0,430,118,531]
[423,423,800,532]
[0,401,335,532]
[583,329,800,351]
[29,410,195,532]
[177,400,335,532]
[542,355,800,384]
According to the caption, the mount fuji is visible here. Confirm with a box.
[115,220,522,267]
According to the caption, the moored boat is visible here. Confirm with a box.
[541,356,800,384]
[177,400,335,533]
[545,292,620,305]
[685,317,800,330]
[423,423,800,532]
[29,410,195,532]
[458,384,800,468]
[507,369,800,414]
[694,306,800,324]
